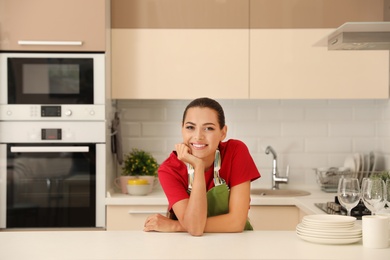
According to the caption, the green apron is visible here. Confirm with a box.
[187,150,253,231]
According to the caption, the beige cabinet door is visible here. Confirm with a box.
[111,29,249,99]
[248,206,300,230]
[0,0,106,51]
[106,205,168,230]
[250,29,389,99]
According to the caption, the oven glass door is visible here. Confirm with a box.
[6,143,96,228]
[7,58,94,104]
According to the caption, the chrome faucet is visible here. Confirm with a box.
[265,145,289,190]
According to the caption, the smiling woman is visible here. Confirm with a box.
[143,97,261,236]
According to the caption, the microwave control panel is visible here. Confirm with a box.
[41,106,61,117]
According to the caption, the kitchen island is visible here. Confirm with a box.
[1,230,389,259]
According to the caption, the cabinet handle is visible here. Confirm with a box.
[18,40,83,46]
[10,146,89,153]
[128,210,166,215]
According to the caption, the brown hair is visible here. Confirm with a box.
[182,97,225,129]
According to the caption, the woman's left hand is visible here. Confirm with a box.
[143,214,185,232]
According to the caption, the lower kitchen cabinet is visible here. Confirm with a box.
[248,206,300,230]
[107,205,303,231]
[107,205,303,230]
[106,205,168,230]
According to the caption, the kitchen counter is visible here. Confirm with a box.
[1,230,389,260]
[106,186,334,215]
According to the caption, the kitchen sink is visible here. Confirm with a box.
[251,188,310,197]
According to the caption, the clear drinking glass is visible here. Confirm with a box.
[337,177,361,216]
[361,178,387,215]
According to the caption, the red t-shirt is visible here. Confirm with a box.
[158,139,261,210]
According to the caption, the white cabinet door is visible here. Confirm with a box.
[250,29,389,99]
[111,29,249,99]
[0,0,106,52]
[248,206,300,230]
[106,205,168,231]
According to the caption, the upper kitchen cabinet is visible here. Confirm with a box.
[249,0,389,99]
[111,0,249,99]
[250,0,386,29]
[250,29,389,99]
[0,0,107,52]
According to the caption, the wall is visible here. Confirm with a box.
[115,99,390,189]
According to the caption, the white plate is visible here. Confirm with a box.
[371,151,385,173]
[369,151,375,172]
[297,223,361,234]
[359,153,364,173]
[301,222,355,230]
[303,214,356,224]
[343,155,356,172]
[296,230,361,239]
[296,223,362,236]
[353,153,361,173]
[296,233,361,245]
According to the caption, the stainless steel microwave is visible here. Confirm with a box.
[0,53,105,121]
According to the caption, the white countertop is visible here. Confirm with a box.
[1,230,389,260]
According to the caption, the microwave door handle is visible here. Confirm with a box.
[10,146,89,153]
[18,40,83,46]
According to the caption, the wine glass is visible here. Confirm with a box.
[337,177,361,216]
[361,178,387,215]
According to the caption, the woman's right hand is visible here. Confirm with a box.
[175,143,197,166]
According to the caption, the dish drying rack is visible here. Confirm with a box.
[314,168,388,193]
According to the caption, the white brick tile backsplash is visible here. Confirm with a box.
[121,122,141,137]
[142,122,181,137]
[234,122,281,137]
[305,107,352,121]
[282,122,328,136]
[116,99,390,186]
[305,138,352,153]
[121,107,166,121]
[122,137,166,154]
[329,122,376,137]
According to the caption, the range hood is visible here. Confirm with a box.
[328,22,390,50]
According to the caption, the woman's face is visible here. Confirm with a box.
[182,107,227,161]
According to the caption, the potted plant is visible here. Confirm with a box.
[116,149,159,194]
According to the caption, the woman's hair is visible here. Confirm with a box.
[182,97,225,129]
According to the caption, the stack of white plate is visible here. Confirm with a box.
[296,215,362,245]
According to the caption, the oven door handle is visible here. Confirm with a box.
[10,146,89,153]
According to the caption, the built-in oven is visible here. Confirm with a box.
[0,52,105,121]
[0,121,105,229]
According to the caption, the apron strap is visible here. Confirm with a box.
[187,150,226,192]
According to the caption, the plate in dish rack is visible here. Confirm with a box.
[343,155,356,172]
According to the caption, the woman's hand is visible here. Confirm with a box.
[175,143,205,171]
[143,214,185,232]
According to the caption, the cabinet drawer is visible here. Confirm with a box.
[248,206,299,230]
[106,205,168,231]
